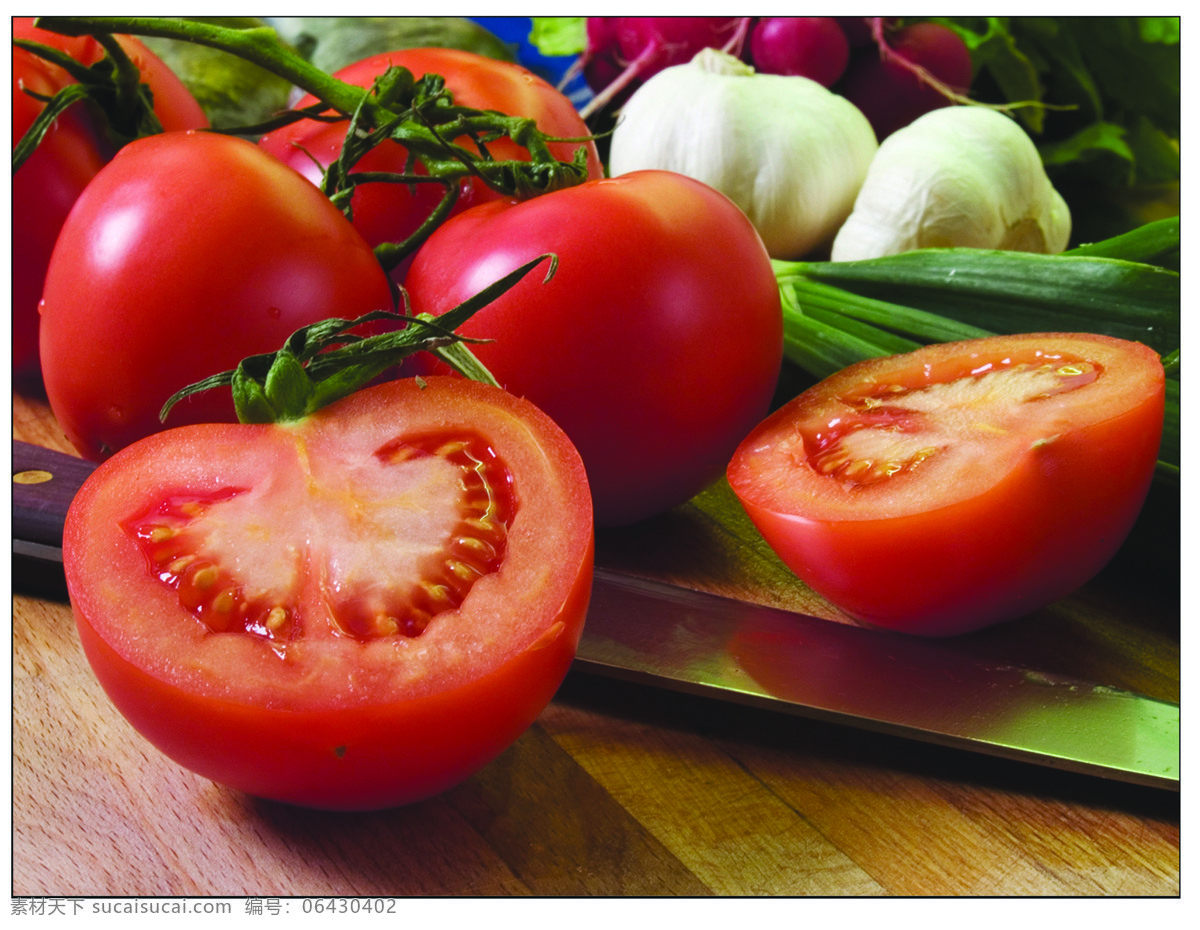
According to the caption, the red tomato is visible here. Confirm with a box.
[404,170,784,527]
[11,18,207,383]
[39,130,395,462]
[728,334,1165,636]
[258,47,604,283]
[63,376,594,811]
[12,18,207,130]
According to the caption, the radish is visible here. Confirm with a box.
[580,17,624,98]
[835,17,891,49]
[576,16,750,118]
[749,17,849,88]
[838,20,973,141]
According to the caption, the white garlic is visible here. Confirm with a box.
[831,105,1071,262]
[609,47,878,260]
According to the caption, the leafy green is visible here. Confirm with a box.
[938,16,1180,188]
[528,17,586,58]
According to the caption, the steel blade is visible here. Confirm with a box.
[578,568,1179,791]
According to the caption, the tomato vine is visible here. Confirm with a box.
[19,16,595,267]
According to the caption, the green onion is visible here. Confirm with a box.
[773,219,1181,482]
[1065,216,1179,270]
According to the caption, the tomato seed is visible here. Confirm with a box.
[125,434,514,645]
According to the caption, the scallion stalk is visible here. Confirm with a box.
[774,220,1181,481]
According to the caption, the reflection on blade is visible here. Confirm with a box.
[574,568,1179,791]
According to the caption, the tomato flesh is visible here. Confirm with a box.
[728,334,1165,636]
[125,431,513,643]
[64,377,594,810]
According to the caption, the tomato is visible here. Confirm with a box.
[39,130,395,462]
[12,46,107,381]
[404,170,784,527]
[258,47,604,284]
[12,18,207,383]
[63,376,594,811]
[727,334,1165,636]
[12,18,207,131]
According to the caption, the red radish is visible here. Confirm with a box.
[835,17,891,49]
[839,20,973,141]
[580,17,624,95]
[750,17,850,87]
[578,16,750,118]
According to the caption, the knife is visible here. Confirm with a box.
[12,439,1180,791]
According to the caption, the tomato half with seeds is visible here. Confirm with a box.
[63,376,594,810]
[727,334,1165,637]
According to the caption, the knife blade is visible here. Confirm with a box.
[11,439,1179,791]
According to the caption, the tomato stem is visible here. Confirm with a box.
[31,16,595,263]
[37,16,376,119]
[12,34,164,174]
[160,254,558,425]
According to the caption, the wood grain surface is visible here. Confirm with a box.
[11,389,1180,897]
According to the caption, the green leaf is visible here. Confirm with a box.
[1138,16,1180,44]
[940,15,1180,191]
[1039,121,1135,184]
[1124,115,1181,186]
[528,17,586,57]
[946,17,1047,133]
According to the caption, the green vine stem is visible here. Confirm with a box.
[36,16,378,119]
[27,17,593,267]
[161,253,559,425]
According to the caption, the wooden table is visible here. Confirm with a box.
[12,388,1180,897]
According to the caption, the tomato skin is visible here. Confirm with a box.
[64,376,594,810]
[11,47,109,380]
[39,130,395,462]
[258,47,604,284]
[11,18,207,383]
[728,334,1165,636]
[405,170,784,526]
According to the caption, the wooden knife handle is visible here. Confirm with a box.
[12,441,97,551]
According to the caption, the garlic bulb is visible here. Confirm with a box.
[608,47,878,260]
[831,106,1071,262]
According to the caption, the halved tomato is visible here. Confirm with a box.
[727,333,1165,637]
[64,376,593,810]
